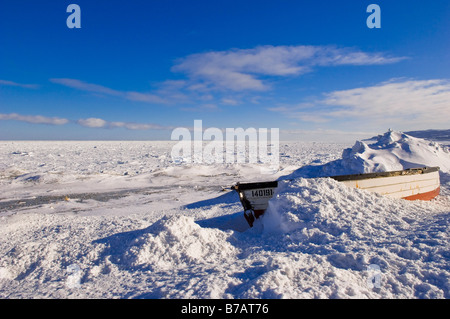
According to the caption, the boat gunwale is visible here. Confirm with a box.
[233,181,279,191]
[329,166,440,182]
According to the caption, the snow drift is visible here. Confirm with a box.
[257,177,449,298]
[122,215,238,271]
[286,130,450,179]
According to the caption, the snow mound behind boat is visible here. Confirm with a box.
[287,130,450,179]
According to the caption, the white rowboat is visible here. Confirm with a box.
[330,166,440,201]
[234,167,440,227]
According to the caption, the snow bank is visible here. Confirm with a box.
[0,136,448,299]
[1,175,448,299]
[287,130,450,178]
[256,177,450,298]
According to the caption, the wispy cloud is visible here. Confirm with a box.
[280,128,378,142]
[0,113,69,125]
[179,103,219,112]
[109,121,170,130]
[47,45,405,109]
[0,79,39,89]
[271,78,450,127]
[77,117,171,130]
[0,113,172,131]
[76,118,108,128]
[50,78,167,104]
[172,45,406,92]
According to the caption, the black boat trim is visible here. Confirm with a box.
[329,166,440,182]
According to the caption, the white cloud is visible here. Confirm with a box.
[280,128,378,142]
[0,113,68,125]
[109,121,167,130]
[271,79,450,128]
[322,79,450,125]
[50,78,120,96]
[0,113,171,131]
[180,103,219,112]
[47,46,405,109]
[172,45,405,92]
[312,47,406,66]
[0,79,39,89]
[221,98,239,106]
[50,78,167,104]
[124,91,167,104]
[77,117,171,130]
[77,118,108,128]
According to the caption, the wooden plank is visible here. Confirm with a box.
[338,171,439,189]
[338,170,440,199]
[385,184,440,199]
[340,175,439,194]
[342,180,439,198]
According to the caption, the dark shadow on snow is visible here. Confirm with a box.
[196,211,250,232]
[183,189,240,209]
[183,190,250,232]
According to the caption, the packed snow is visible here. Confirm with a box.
[0,130,449,299]
[285,130,450,178]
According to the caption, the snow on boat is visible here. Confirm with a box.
[330,166,440,201]
[234,167,440,227]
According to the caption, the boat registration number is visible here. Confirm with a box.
[248,188,274,198]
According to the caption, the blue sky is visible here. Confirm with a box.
[1,0,449,141]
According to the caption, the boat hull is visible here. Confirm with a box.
[330,167,440,200]
[233,181,278,227]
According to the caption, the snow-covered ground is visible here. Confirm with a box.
[0,131,449,299]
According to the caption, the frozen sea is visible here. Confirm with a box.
[0,132,449,299]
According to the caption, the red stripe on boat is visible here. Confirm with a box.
[402,186,440,201]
